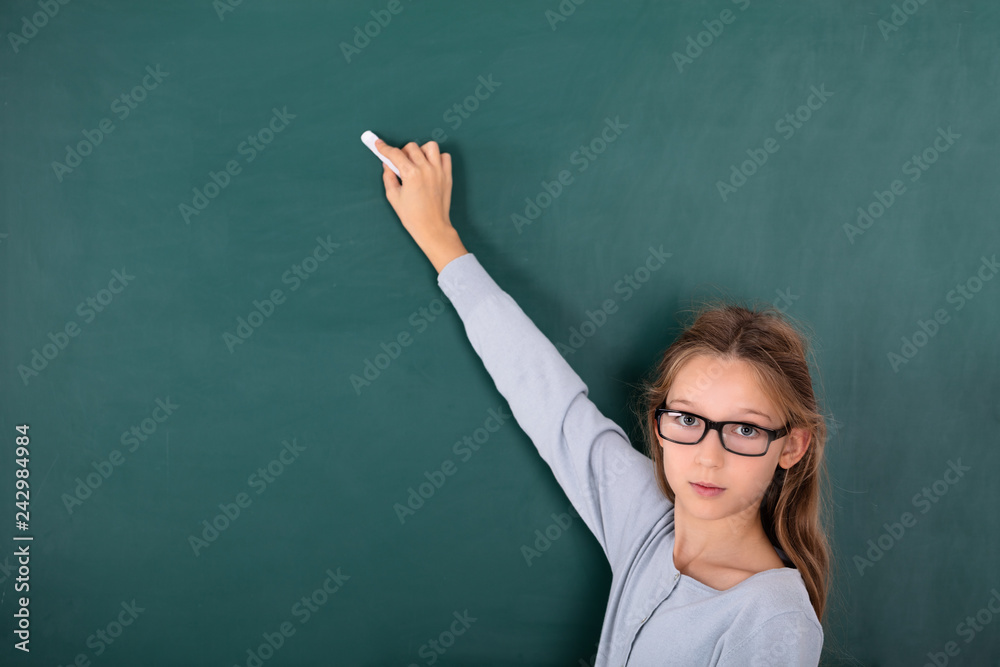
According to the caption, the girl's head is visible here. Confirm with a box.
[639,301,831,621]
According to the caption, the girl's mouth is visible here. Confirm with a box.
[691,483,724,497]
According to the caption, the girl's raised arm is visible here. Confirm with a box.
[375,139,671,568]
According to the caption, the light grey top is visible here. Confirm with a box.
[437,253,823,667]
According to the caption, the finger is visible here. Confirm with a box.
[421,140,441,167]
[441,153,452,215]
[441,152,452,186]
[375,139,413,173]
[400,141,429,168]
[381,162,400,202]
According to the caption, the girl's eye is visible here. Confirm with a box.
[678,414,700,427]
[736,424,759,438]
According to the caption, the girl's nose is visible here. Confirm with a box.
[694,428,726,466]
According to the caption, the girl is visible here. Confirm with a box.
[375,138,830,666]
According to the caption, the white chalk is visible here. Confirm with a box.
[361,130,400,178]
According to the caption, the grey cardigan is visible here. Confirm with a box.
[437,252,823,666]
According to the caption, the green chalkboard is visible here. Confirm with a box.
[1,0,998,665]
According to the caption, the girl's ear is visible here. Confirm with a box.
[778,427,811,469]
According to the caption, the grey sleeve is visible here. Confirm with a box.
[437,253,669,566]
[718,611,824,667]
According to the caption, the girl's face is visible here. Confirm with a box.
[658,354,809,524]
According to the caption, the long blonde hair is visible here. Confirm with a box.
[636,300,833,621]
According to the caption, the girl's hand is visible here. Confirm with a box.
[377,139,468,274]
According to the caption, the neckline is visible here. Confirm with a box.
[679,565,797,594]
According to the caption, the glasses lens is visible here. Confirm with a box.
[659,411,705,444]
[721,423,769,455]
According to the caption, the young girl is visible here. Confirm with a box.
[375,138,830,666]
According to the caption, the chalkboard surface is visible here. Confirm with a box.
[2,1,998,665]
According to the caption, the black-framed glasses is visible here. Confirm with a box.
[655,406,789,457]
